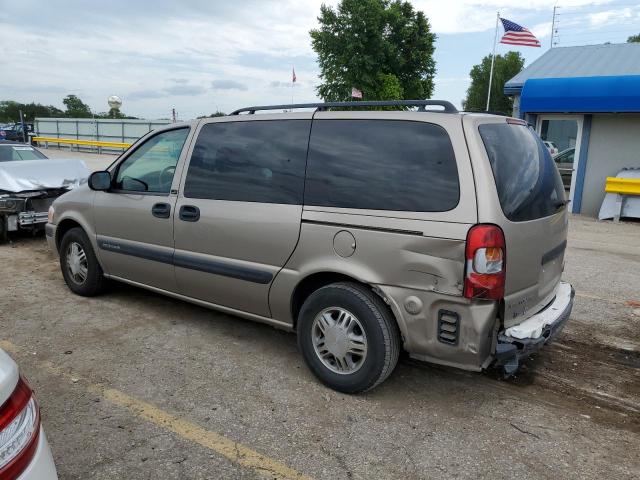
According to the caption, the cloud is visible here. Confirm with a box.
[0,0,325,116]
[129,83,209,100]
[531,21,552,40]
[589,7,635,26]
[163,84,207,96]
[0,0,634,118]
[269,81,300,88]
[128,89,165,100]
[211,79,248,91]
[415,0,616,34]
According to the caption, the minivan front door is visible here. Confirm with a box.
[173,116,312,317]
[94,127,191,291]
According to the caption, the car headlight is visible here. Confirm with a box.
[47,205,55,223]
[0,199,17,211]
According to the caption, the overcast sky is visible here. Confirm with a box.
[1,0,638,119]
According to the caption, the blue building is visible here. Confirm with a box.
[505,42,640,216]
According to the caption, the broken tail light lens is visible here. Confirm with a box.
[0,377,40,480]
[464,224,506,300]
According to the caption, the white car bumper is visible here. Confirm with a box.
[505,282,574,339]
[494,281,575,376]
[17,427,58,480]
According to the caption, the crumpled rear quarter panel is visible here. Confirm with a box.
[270,213,497,370]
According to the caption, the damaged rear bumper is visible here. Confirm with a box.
[494,282,575,375]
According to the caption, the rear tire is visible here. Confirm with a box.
[297,282,400,393]
[60,227,107,296]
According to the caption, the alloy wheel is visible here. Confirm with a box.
[311,307,368,374]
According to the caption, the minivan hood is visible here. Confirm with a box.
[0,158,89,193]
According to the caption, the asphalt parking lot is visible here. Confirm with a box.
[1,163,639,478]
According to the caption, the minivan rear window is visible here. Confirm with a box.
[479,123,566,222]
[305,120,459,212]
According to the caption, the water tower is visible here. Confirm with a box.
[107,95,122,118]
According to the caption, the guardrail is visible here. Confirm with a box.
[604,176,640,222]
[34,117,170,153]
[33,136,132,149]
[605,177,640,196]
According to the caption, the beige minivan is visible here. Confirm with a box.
[46,100,574,393]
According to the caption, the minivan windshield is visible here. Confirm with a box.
[479,123,566,222]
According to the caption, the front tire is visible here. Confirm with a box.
[297,282,400,393]
[60,227,107,296]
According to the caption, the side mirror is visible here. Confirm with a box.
[88,171,111,191]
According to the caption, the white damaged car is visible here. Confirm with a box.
[0,142,89,242]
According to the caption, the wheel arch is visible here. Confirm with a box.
[54,214,100,268]
[289,271,403,342]
[55,218,84,251]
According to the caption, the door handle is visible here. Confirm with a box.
[151,202,171,219]
[179,205,200,222]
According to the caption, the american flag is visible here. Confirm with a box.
[292,67,296,83]
[499,18,541,47]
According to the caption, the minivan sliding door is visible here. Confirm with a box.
[173,115,312,317]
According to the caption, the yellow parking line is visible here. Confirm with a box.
[96,387,311,479]
[0,340,311,480]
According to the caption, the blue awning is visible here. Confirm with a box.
[520,75,640,113]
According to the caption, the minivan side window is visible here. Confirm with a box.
[479,123,566,222]
[184,120,310,204]
[115,128,189,193]
[305,120,460,212]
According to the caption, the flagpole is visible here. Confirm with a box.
[486,12,500,111]
[291,65,294,108]
[550,6,558,49]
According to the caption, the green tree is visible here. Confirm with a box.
[0,101,64,122]
[62,94,92,118]
[197,111,226,119]
[94,109,137,120]
[628,33,640,43]
[107,107,124,119]
[463,51,525,114]
[310,0,436,102]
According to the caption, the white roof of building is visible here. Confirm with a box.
[505,42,640,89]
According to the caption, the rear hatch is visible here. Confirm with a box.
[471,117,568,328]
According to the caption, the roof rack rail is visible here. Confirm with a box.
[230,100,458,115]
[464,109,508,116]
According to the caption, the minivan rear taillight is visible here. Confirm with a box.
[0,377,40,480]
[463,224,505,300]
